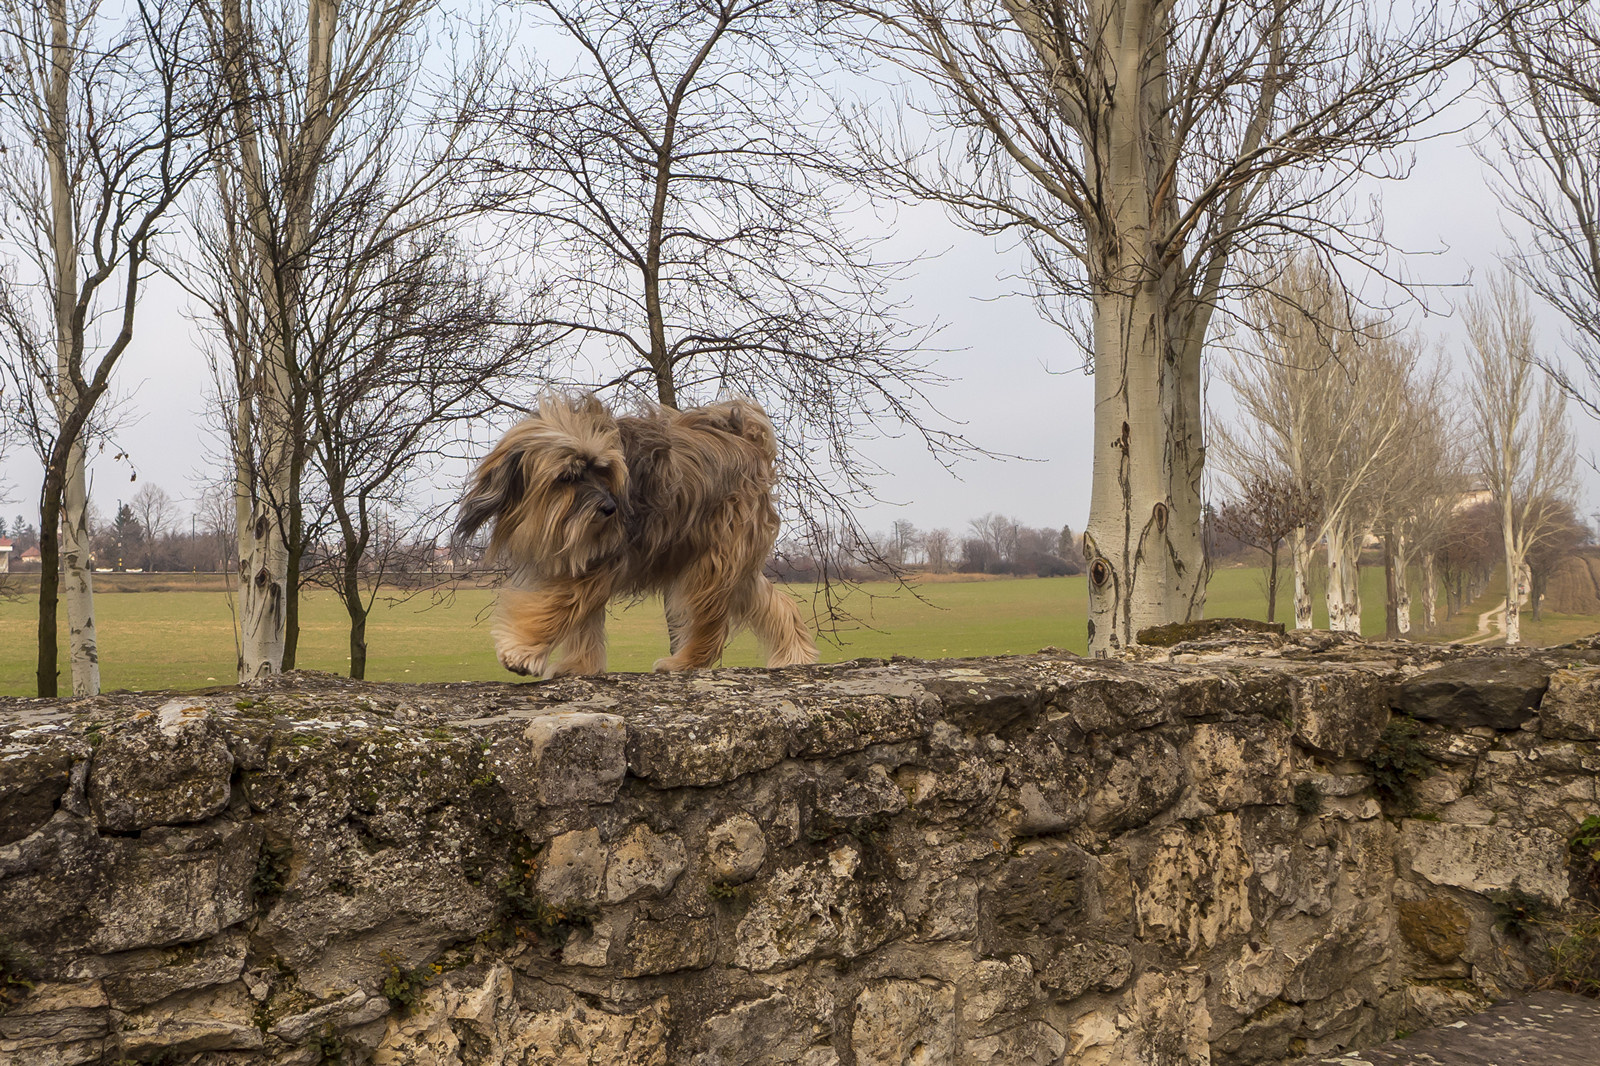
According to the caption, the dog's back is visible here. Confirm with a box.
[614,400,781,591]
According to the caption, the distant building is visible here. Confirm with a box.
[0,538,10,573]
[17,546,41,568]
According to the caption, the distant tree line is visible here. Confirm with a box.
[771,515,1087,582]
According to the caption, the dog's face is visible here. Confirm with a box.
[456,395,629,576]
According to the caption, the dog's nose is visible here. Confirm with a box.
[599,498,617,517]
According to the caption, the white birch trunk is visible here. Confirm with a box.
[1420,551,1437,630]
[61,438,99,695]
[1081,0,1205,655]
[1504,545,1525,646]
[1394,530,1411,635]
[1324,519,1362,633]
[1292,526,1315,630]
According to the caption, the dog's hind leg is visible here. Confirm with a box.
[663,585,692,656]
[494,574,613,677]
[736,575,818,667]
[652,569,733,673]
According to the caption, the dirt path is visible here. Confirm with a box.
[1459,598,1505,646]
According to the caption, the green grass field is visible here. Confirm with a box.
[0,565,1594,696]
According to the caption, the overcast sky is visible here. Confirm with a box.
[2,65,1597,543]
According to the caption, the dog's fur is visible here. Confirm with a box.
[455,393,818,677]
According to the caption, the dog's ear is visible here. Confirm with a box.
[455,444,526,542]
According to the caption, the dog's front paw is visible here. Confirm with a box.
[498,645,550,677]
[652,655,690,673]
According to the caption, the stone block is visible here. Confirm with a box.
[964,1021,1067,1065]
[1395,658,1550,731]
[734,849,901,971]
[1285,667,1391,758]
[87,701,232,831]
[1538,667,1600,740]
[605,823,687,903]
[1084,733,1184,832]
[851,978,955,1066]
[706,812,766,884]
[1396,896,1470,963]
[520,711,627,806]
[1401,820,1569,904]
[536,828,605,907]
[0,745,75,847]
[1187,720,1292,811]
[89,825,259,953]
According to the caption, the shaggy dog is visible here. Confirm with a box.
[455,393,818,677]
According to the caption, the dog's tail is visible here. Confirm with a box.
[690,398,779,466]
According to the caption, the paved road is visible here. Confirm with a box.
[1292,992,1600,1065]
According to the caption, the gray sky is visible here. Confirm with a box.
[3,82,1598,542]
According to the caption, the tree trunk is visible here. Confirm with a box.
[1265,542,1279,624]
[1394,531,1413,636]
[344,558,368,680]
[1292,526,1315,630]
[1324,519,1362,633]
[1504,552,1527,646]
[1383,530,1398,639]
[1083,283,1206,655]
[1420,551,1437,630]
[61,438,100,695]
[35,480,63,697]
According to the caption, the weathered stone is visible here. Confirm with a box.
[115,981,263,1057]
[1135,814,1254,956]
[1065,972,1211,1066]
[626,703,804,787]
[87,701,232,831]
[519,710,628,805]
[270,990,388,1043]
[1084,733,1184,831]
[536,827,605,906]
[815,763,907,821]
[1285,667,1392,758]
[0,980,108,1049]
[1395,658,1551,731]
[851,978,955,1066]
[705,812,766,884]
[1539,667,1600,740]
[964,1021,1067,1065]
[1401,820,1569,904]
[1396,896,1470,963]
[1188,720,1293,811]
[605,823,687,903]
[980,842,1090,952]
[1037,939,1133,1001]
[734,847,901,971]
[961,954,1035,1024]
[0,745,75,847]
[101,932,249,1010]
[1138,617,1285,647]
[692,993,795,1066]
[617,916,714,977]
[89,825,259,953]
[1403,981,1491,1031]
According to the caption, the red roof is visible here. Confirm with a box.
[19,546,40,560]
[0,538,10,549]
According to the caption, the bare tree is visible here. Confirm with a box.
[1478,0,1600,420]
[475,0,958,624]
[843,0,1488,654]
[1524,497,1588,621]
[189,0,488,679]
[1218,259,1415,634]
[1212,472,1321,624]
[923,527,953,572]
[1462,274,1579,646]
[0,0,211,695]
[296,222,538,679]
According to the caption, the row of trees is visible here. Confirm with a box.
[1214,264,1582,645]
[783,516,1089,580]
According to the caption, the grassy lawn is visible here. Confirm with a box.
[0,565,1594,696]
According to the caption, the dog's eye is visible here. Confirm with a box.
[556,471,578,484]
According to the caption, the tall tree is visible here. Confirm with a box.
[845,0,1487,654]
[1462,274,1579,646]
[191,0,474,679]
[0,0,210,695]
[477,0,957,615]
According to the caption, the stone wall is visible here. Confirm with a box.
[4,631,1600,1065]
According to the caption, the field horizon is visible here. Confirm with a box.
[1,565,1595,696]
